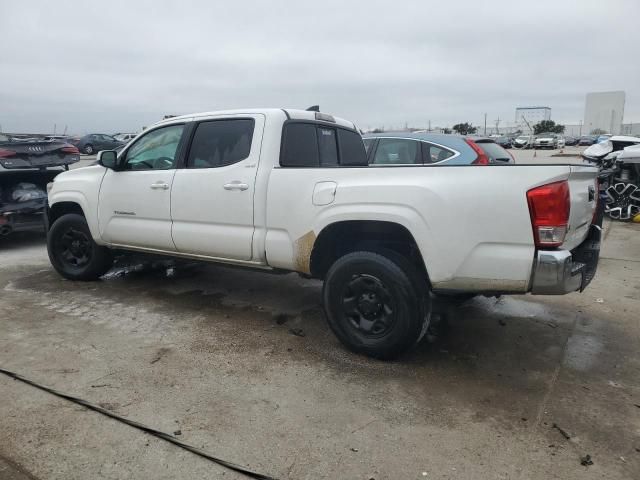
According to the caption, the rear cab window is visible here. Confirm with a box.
[280,122,367,167]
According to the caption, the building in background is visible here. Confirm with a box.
[621,123,640,136]
[515,106,551,130]
[584,91,625,135]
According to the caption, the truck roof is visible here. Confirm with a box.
[153,108,357,131]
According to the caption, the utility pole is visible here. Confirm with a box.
[494,117,501,135]
[428,120,431,132]
[484,113,487,136]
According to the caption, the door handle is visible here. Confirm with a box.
[223,181,249,191]
[150,182,169,190]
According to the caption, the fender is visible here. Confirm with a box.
[48,191,103,242]
[47,166,107,244]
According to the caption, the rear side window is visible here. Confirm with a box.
[187,119,254,168]
[423,143,455,163]
[280,122,367,167]
[475,141,511,163]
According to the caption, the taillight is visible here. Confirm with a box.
[465,139,489,165]
[527,180,570,247]
[61,145,80,154]
[0,148,16,158]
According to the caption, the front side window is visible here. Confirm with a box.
[372,138,420,165]
[123,124,184,170]
[187,119,254,168]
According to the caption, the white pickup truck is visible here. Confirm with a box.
[46,108,602,358]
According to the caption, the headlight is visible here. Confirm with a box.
[46,182,54,194]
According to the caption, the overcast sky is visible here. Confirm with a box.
[1,0,639,134]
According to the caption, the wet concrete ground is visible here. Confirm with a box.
[0,220,639,479]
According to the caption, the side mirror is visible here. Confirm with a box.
[97,150,118,169]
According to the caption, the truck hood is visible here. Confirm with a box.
[50,164,106,192]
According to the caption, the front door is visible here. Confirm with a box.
[171,115,264,260]
[98,123,186,251]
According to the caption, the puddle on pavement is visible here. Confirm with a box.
[564,332,603,371]
[470,295,555,320]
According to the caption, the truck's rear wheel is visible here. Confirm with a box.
[47,213,113,280]
[322,251,430,360]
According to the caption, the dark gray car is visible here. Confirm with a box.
[74,134,123,155]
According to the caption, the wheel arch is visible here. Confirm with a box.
[309,219,431,285]
[47,193,101,242]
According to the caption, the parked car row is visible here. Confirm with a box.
[0,133,135,155]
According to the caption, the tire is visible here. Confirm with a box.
[322,251,430,360]
[83,144,94,155]
[47,213,113,280]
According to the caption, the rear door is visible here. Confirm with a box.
[170,114,264,260]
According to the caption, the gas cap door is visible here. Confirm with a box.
[313,181,337,206]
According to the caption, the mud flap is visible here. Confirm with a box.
[573,197,604,292]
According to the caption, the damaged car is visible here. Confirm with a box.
[0,135,80,236]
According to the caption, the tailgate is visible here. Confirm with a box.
[564,165,598,250]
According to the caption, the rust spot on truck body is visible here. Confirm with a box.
[294,231,316,275]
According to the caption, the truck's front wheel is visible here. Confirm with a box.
[323,251,430,360]
[47,213,113,280]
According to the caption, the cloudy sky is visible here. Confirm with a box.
[1,0,639,134]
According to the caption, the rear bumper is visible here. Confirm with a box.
[530,218,602,295]
[0,211,45,236]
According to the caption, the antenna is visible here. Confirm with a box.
[306,105,320,112]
